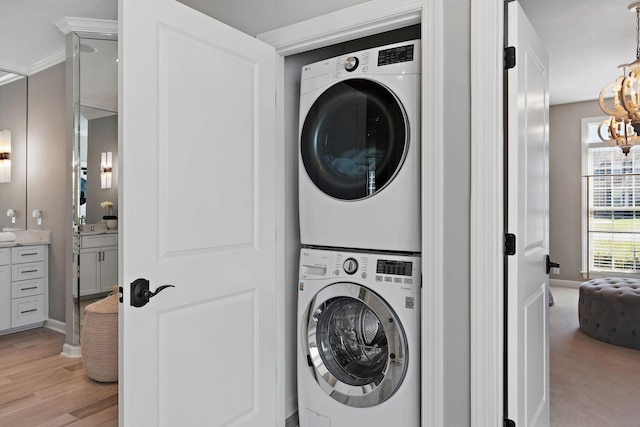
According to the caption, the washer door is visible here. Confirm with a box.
[300,78,408,200]
[306,282,408,407]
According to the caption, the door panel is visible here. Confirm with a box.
[120,0,277,424]
[524,47,547,248]
[506,2,550,427]
[159,27,256,254]
[524,284,546,424]
[158,291,256,425]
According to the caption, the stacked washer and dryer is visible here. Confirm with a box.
[296,40,422,427]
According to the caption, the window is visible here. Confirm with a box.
[582,117,640,276]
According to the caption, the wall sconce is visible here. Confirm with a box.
[101,151,112,189]
[0,130,11,183]
[32,209,43,226]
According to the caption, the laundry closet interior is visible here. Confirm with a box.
[278,24,422,423]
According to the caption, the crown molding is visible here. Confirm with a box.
[28,47,66,76]
[54,17,118,36]
[258,0,421,56]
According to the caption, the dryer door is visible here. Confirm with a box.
[300,78,408,200]
[305,282,408,407]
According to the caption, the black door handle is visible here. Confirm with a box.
[130,278,175,307]
[546,255,560,275]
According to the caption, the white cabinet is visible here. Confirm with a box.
[0,244,48,334]
[78,233,118,296]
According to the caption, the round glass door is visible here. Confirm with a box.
[300,78,408,200]
[306,282,408,407]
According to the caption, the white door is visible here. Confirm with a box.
[119,0,277,425]
[506,2,550,427]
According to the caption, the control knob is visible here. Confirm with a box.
[343,258,358,275]
[344,56,359,72]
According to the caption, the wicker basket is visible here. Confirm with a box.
[81,287,119,382]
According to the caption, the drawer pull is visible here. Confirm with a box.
[21,309,38,314]
[20,252,38,256]
[21,286,38,291]
[21,269,38,274]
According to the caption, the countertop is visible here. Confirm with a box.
[0,230,52,248]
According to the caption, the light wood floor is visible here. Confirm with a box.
[0,327,117,426]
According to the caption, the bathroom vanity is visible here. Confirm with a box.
[74,227,118,297]
[0,231,50,334]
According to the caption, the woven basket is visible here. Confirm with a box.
[81,286,119,382]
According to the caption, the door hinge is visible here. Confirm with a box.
[504,418,516,427]
[504,46,516,70]
[504,233,516,256]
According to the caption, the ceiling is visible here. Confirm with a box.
[0,0,116,76]
[519,0,639,105]
[0,0,637,105]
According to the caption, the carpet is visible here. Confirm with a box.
[550,286,640,426]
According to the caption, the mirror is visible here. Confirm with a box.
[71,32,118,345]
[0,71,27,231]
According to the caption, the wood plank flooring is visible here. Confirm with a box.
[0,327,117,426]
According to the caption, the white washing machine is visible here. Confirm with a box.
[298,40,421,253]
[297,247,421,427]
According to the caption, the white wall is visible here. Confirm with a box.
[442,0,470,424]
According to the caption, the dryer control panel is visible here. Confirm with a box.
[299,39,421,95]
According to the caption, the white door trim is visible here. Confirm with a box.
[470,0,504,426]
[258,0,444,425]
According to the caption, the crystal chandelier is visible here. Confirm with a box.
[598,2,640,155]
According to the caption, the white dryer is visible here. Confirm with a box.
[297,247,421,427]
[298,40,421,253]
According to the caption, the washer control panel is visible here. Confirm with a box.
[299,248,421,292]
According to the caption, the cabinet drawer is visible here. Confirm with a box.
[12,245,45,264]
[0,248,9,266]
[12,261,45,281]
[81,234,117,248]
[11,294,45,328]
[12,278,45,298]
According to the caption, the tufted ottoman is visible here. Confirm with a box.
[578,278,640,350]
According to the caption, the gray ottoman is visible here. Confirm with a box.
[578,278,640,350]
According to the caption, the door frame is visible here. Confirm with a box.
[469,0,505,426]
[258,0,445,425]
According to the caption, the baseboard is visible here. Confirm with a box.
[286,396,297,421]
[61,343,82,358]
[285,412,299,427]
[550,279,582,289]
[44,318,66,334]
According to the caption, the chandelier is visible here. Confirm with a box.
[599,2,640,155]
